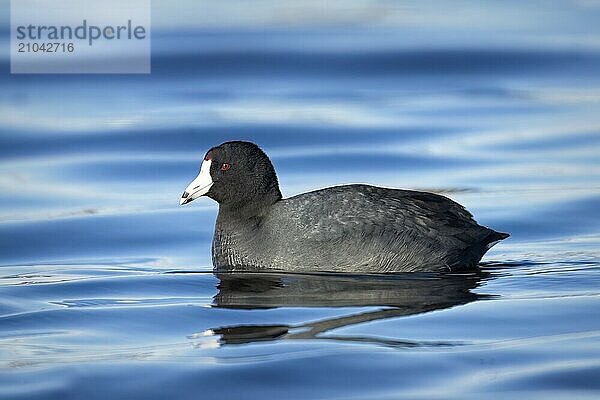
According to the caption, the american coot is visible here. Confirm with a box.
[180,141,508,273]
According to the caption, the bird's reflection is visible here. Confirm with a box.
[200,271,489,348]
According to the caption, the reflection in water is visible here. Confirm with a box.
[209,272,489,347]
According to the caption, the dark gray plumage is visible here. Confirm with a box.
[181,141,509,273]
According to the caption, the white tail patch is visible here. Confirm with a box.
[486,240,501,250]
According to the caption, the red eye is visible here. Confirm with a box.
[221,163,231,171]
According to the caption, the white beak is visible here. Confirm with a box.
[180,159,213,205]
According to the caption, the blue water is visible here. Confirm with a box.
[1,1,600,398]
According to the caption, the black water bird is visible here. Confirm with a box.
[180,141,508,272]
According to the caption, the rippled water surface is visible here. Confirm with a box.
[1,1,600,398]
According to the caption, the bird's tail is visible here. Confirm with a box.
[484,230,510,250]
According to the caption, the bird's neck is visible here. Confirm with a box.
[213,191,280,269]
[218,188,281,221]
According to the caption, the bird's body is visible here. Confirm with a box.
[213,184,507,272]
[181,141,509,273]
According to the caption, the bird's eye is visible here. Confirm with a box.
[221,163,231,171]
